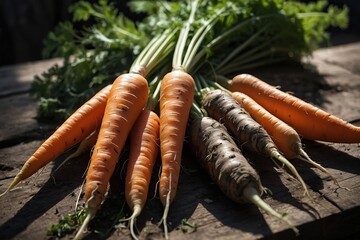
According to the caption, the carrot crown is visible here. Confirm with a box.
[129,29,178,78]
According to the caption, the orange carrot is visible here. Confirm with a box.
[52,128,99,175]
[74,74,149,239]
[230,74,360,143]
[74,28,176,239]
[159,70,195,237]
[231,91,340,186]
[125,109,160,239]
[0,84,112,197]
[68,128,99,160]
[155,0,220,236]
[159,70,194,204]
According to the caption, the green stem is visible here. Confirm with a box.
[215,23,271,70]
[213,74,231,90]
[190,14,280,71]
[190,102,205,121]
[296,12,329,18]
[207,79,231,95]
[198,75,211,91]
[232,34,280,63]
[225,48,276,71]
[145,29,177,75]
[130,35,160,73]
[183,12,222,72]
[173,0,199,70]
[130,29,177,77]
[219,57,287,76]
[194,75,203,95]
[140,34,169,72]
[113,25,142,40]
[147,66,170,111]
[147,77,162,111]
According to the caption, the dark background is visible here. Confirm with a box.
[0,0,359,67]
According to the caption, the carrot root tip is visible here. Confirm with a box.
[271,151,310,198]
[129,205,142,240]
[263,187,273,196]
[0,173,24,197]
[243,185,299,235]
[73,208,96,240]
[297,149,346,190]
[158,190,171,239]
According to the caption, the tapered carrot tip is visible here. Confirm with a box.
[243,185,299,236]
[73,208,96,240]
[158,191,171,239]
[297,149,350,191]
[129,204,142,240]
[270,151,310,198]
[0,173,23,197]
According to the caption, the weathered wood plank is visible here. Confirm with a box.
[0,93,39,143]
[0,58,61,97]
[0,42,360,240]
[311,42,360,75]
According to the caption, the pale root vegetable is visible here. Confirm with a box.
[0,84,112,197]
[202,89,309,196]
[230,74,360,143]
[189,116,299,234]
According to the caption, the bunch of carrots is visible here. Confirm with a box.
[1,0,358,239]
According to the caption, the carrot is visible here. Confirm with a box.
[159,70,195,204]
[67,128,99,161]
[157,3,224,224]
[189,116,299,234]
[0,84,112,197]
[74,29,176,239]
[158,70,195,236]
[74,74,148,240]
[230,74,360,143]
[156,1,207,237]
[125,109,160,240]
[123,77,163,240]
[52,128,99,175]
[202,89,310,197]
[231,91,340,186]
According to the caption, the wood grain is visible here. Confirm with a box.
[0,44,359,240]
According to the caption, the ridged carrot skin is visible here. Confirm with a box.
[231,74,360,143]
[126,110,159,209]
[0,84,112,196]
[125,109,160,239]
[52,129,100,174]
[85,74,149,211]
[159,70,195,206]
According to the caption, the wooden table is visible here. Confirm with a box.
[0,42,360,240]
